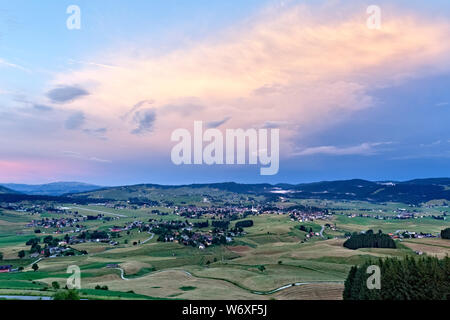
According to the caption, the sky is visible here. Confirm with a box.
[0,0,450,186]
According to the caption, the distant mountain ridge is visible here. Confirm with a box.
[0,185,20,194]
[66,178,450,205]
[1,182,102,196]
[1,178,450,204]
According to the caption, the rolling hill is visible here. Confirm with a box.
[65,178,450,205]
[0,186,20,194]
[0,182,102,196]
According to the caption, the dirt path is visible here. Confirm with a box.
[69,206,127,218]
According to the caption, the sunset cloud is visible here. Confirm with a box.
[46,85,90,104]
[293,142,393,156]
[2,1,450,183]
[46,2,450,164]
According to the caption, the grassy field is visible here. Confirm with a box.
[333,215,450,234]
[0,202,449,300]
[401,238,450,258]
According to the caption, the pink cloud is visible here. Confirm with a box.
[0,159,88,184]
[40,3,450,162]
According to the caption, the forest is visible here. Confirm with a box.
[343,256,450,300]
[343,230,396,250]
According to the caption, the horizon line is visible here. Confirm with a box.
[2,177,450,188]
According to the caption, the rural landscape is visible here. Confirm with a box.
[0,179,449,300]
[1,0,450,306]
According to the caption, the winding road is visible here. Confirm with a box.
[112,265,341,296]
[141,233,155,244]
[319,225,325,239]
[115,267,192,281]
[252,281,343,295]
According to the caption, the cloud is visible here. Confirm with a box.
[0,58,30,72]
[83,127,107,140]
[33,104,53,112]
[131,109,157,134]
[206,116,231,128]
[159,103,204,116]
[65,112,85,130]
[122,100,154,120]
[68,59,118,70]
[262,121,287,129]
[390,151,450,160]
[420,140,441,147]
[253,84,284,96]
[46,85,89,104]
[292,142,392,156]
[0,89,13,95]
[62,151,111,163]
[435,102,449,107]
[46,2,450,157]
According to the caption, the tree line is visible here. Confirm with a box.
[441,228,450,239]
[343,255,450,300]
[343,230,396,250]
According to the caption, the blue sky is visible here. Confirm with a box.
[0,1,450,185]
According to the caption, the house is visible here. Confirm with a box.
[0,265,12,273]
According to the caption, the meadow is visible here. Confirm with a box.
[0,200,448,300]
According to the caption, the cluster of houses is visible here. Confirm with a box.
[289,210,331,223]
[390,230,438,239]
[24,214,122,236]
[0,265,23,273]
[0,203,88,215]
[109,220,149,233]
[33,245,76,258]
[146,218,243,249]
[0,265,13,273]
[342,211,448,222]
[175,204,333,225]
[0,203,58,215]
[175,205,258,219]
[158,229,236,249]
[26,216,85,231]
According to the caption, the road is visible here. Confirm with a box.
[115,267,191,281]
[115,267,129,281]
[141,233,155,244]
[27,258,43,270]
[68,206,127,217]
[113,265,341,296]
[319,225,325,239]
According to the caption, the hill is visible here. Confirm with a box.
[66,178,450,205]
[1,182,102,196]
[0,186,20,194]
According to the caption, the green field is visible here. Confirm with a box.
[0,200,449,300]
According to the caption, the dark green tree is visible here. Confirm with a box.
[32,263,39,272]
[441,228,450,239]
[53,289,81,300]
[18,250,25,259]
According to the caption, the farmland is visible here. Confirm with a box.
[0,195,448,300]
